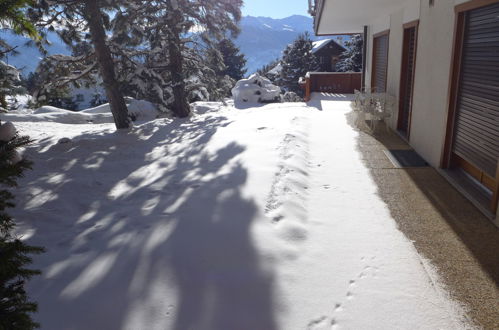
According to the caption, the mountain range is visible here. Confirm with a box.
[0,30,70,74]
[1,15,340,77]
[235,15,322,74]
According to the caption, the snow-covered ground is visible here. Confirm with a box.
[2,97,472,330]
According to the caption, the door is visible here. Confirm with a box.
[446,1,499,212]
[372,31,389,92]
[397,22,418,138]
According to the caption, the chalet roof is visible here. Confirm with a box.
[312,38,346,54]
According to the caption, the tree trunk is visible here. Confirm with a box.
[167,13,190,118]
[83,0,130,129]
[0,94,7,109]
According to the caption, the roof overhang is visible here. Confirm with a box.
[314,0,408,35]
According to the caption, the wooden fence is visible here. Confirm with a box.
[300,72,362,101]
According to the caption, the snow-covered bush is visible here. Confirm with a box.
[231,73,281,104]
[281,91,303,102]
[0,122,18,143]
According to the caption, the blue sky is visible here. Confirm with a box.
[242,0,309,18]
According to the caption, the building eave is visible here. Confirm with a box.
[313,0,411,35]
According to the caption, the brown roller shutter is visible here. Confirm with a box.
[449,1,499,212]
[398,22,418,138]
[372,32,389,92]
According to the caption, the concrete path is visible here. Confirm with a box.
[307,93,499,329]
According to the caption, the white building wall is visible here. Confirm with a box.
[403,0,421,23]
[362,0,471,168]
[409,0,456,167]
[385,9,404,129]
[364,0,418,114]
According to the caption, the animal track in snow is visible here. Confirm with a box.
[307,315,339,330]
[315,256,381,329]
[271,214,284,223]
[307,316,328,330]
[330,318,339,330]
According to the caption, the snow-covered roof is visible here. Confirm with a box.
[268,63,282,75]
[312,39,344,54]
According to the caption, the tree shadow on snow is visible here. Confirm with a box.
[14,113,277,330]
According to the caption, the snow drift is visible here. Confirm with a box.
[81,99,158,121]
[7,99,159,125]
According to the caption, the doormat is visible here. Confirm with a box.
[384,149,429,168]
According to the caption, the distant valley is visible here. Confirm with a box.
[1,15,344,77]
[235,15,321,73]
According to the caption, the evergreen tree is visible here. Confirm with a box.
[0,0,40,110]
[0,123,43,330]
[114,0,243,117]
[335,34,363,72]
[0,0,39,42]
[0,61,22,109]
[257,58,281,81]
[0,3,44,325]
[277,32,319,95]
[203,45,236,100]
[31,0,131,129]
[217,39,247,81]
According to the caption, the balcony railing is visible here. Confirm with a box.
[299,72,362,101]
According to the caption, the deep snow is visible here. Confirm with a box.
[2,96,473,330]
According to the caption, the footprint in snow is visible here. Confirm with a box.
[307,316,328,330]
[271,214,285,223]
[307,315,339,330]
[277,224,308,242]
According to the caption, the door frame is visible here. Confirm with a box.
[397,20,419,139]
[442,0,499,213]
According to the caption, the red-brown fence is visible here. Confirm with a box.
[300,72,362,101]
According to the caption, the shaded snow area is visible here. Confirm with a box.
[3,98,472,330]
